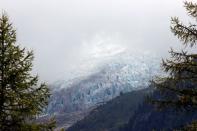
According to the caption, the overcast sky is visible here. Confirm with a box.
[0,0,191,83]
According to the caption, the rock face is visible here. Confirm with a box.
[47,51,161,115]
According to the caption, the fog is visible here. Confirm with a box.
[0,0,190,82]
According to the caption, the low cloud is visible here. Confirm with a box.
[0,0,187,82]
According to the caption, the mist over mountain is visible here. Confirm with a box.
[42,50,162,129]
[1,0,197,130]
[48,50,161,113]
[0,0,185,82]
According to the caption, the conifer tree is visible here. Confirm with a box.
[0,13,55,131]
[148,2,197,129]
[149,1,197,129]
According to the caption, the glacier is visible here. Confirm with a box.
[46,50,162,115]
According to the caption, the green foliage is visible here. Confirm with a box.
[173,121,197,131]
[182,121,197,131]
[60,128,65,131]
[21,117,56,131]
[0,13,55,130]
[147,1,197,130]
[150,1,197,111]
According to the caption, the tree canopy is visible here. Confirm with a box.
[150,1,197,129]
[0,13,55,131]
[151,1,197,111]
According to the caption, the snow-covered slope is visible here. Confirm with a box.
[47,51,161,114]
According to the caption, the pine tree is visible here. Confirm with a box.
[151,1,197,111]
[150,1,197,129]
[0,13,55,130]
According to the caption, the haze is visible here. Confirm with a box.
[0,0,189,83]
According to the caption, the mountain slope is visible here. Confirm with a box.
[47,51,161,115]
[44,51,161,129]
[67,87,197,131]
[67,88,152,131]
[121,91,197,131]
